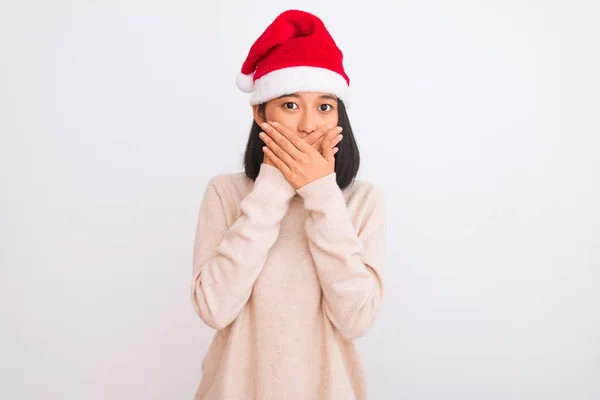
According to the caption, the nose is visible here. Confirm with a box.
[298,109,317,135]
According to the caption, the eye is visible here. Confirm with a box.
[319,104,334,112]
[283,102,298,109]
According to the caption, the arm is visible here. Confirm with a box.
[296,173,386,340]
[190,163,296,330]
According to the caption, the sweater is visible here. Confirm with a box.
[190,162,386,400]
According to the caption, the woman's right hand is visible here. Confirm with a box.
[306,124,343,156]
[263,152,276,166]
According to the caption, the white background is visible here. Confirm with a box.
[1,0,599,399]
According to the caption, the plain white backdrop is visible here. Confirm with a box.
[1,0,599,399]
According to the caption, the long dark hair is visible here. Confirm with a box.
[242,99,360,190]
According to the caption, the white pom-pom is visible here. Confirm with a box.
[236,72,254,93]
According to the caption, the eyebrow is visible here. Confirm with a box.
[276,93,338,102]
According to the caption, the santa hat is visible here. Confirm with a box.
[236,9,350,107]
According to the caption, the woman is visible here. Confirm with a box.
[191,9,387,400]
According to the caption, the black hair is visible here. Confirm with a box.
[242,98,360,190]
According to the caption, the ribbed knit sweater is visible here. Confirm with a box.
[191,162,386,399]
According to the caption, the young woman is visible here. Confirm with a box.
[190,9,387,400]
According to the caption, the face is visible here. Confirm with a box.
[253,92,339,138]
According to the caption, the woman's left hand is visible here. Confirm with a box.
[259,121,339,190]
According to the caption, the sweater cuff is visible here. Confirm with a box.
[255,163,296,199]
[296,172,339,206]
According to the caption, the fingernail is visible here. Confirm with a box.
[337,126,343,132]
[259,132,266,138]
[271,121,279,127]
[260,122,267,128]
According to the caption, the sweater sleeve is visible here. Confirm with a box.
[191,163,296,330]
[296,173,386,340]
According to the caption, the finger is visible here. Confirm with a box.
[268,121,316,156]
[308,126,342,149]
[330,133,343,147]
[259,131,296,169]
[322,128,341,163]
[313,132,343,153]
[323,138,335,163]
[311,129,343,152]
[312,136,323,152]
[320,126,343,147]
[304,124,335,146]
[262,146,291,174]
[260,122,304,160]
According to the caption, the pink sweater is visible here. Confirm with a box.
[191,163,386,399]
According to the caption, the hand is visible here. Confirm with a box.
[263,124,342,166]
[262,148,276,167]
[302,124,344,156]
[259,121,341,189]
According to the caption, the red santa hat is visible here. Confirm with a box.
[236,9,351,107]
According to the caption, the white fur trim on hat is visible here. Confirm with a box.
[248,66,350,107]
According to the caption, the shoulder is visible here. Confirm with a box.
[205,171,252,194]
[343,178,385,208]
[201,171,255,212]
[341,178,386,234]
